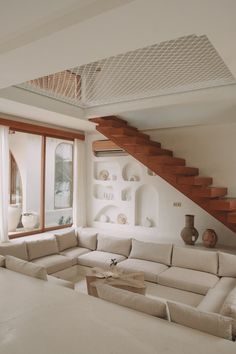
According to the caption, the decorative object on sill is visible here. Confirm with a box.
[58,216,64,225]
[181,214,199,245]
[129,175,139,182]
[21,212,38,230]
[117,213,127,224]
[202,229,218,248]
[99,169,109,181]
[100,214,109,223]
[143,217,152,227]
[65,216,72,224]
[8,204,22,232]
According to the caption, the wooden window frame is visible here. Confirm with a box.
[3,117,84,239]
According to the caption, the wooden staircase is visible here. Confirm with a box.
[90,116,236,234]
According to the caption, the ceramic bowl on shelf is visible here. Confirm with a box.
[98,170,109,181]
[117,213,127,224]
[100,214,109,223]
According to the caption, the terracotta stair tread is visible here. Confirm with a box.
[148,156,185,166]
[209,199,236,211]
[90,116,127,125]
[227,212,236,223]
[191,187,228,198]
[114,136,161,147]
[153,165,199,176]
[102,127,150,140]
[126,145,173,156]
[177,176,213,186]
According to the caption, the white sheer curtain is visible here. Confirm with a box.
[73,139,86,227]
[0,126,9,242]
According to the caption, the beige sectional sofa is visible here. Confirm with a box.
[1,229,236,339]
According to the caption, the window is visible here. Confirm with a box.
[8,132,42,235]
[45,138,73,228]
[6,128,77,238]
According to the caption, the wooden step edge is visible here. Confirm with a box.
[208,198,236,211]
[148,156,185,166]
[177,176,213,186]
[89,116,127,125]
[190,187,228,198]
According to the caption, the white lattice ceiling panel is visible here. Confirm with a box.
[17,35,236,108]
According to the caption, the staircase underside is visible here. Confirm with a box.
[90,116,236,234]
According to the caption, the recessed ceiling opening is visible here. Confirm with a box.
[16,34,236,108]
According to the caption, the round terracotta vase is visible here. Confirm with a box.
[202,229,218,248]
[181,215,199,245]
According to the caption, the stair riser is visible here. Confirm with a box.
[177,176,213,186]
[209,201,236,211]
[148,157,185,166]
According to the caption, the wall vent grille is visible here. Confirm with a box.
[17,35,235,108]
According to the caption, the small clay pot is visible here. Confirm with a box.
[202,229,218,248]
[181,214,199,245]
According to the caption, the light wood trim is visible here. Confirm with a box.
[9,224,73,239]
[0,117,85,141]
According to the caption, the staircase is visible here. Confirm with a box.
[90,116,236,234]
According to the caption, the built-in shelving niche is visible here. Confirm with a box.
[135,185,158,227]
[94,161,119,181]
[94,205,128,226]
[93,184,114,201]
[122,162,141,181]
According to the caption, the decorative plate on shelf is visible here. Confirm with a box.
[117,213,127,224]
[99,169,109,180]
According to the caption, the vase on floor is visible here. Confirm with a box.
[202,229,218,248]
[181,214,199,245]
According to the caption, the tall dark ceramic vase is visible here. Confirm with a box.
[181,214,199,245]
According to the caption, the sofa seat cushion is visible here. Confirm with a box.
[172,246,218,275]
[198,277,236,313]
[32,254,74,274]
[47,275,74,289]
[78,251,126,268]
[129,239,172,266]
[97,234,131,257]
[0,242,28,260]
[27,238,59,261]
[117,259,168,283]
[158,267,219,295]
[60,247,91,262]
[55,229,78,252]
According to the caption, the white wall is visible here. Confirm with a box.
[86,121,236,247]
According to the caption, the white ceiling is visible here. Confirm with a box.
[0,0,235,131]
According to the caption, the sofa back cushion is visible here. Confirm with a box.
[27,238,59,260]
[172,246,218,274]
[0,242,28,261]
[97,284,167,319]
[55,229,78,252]
[168,301,232,340]
[78,231,97,250]
[218,252,236,277]
[5,255,47,280]
[0,255,5,267]
[97,235,131,257]
[129,239,172,266]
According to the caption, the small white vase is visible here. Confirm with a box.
[8,204,22,232]
[22,213,38,230]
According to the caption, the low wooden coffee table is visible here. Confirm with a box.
[86,267,146,298]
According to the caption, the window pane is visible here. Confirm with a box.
[8,132,42,235]
[45,138,73,227]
